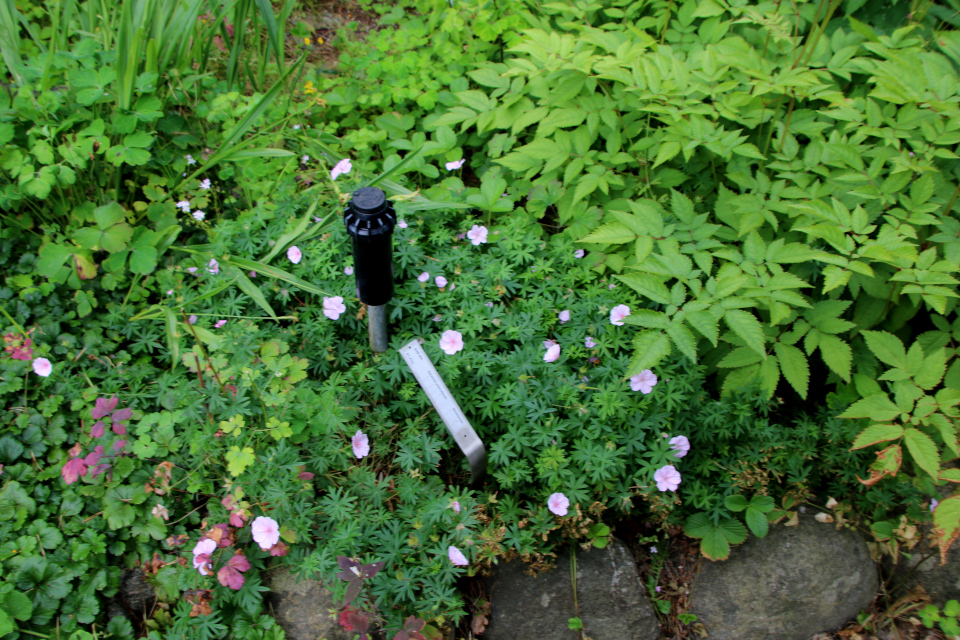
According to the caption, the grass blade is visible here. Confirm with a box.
[361,146,424,189]
[223,255,331,298]
[253,0,284,75]
[228,265,278,319]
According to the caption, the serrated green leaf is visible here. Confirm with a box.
[903,427,940,480]
[914,348,947,390]
[617,273,672,305]
[933,495,960,564]
[626,331,671,377]
[862,330,907,369]
[717,347,764,369]
[773,342,809,399]
[717,517,748,544]
[851,424,905,449]
[653,141,680,169]
[723,309,766,358]
[684,512,713,538]
[700,527,731,561]
[579,223,636,244]
[667,321,697,362]
[745,508,769,538]
[839,394,900,421]
[818,334,852,382]
[686,310,719,346]
[724,495,749,512]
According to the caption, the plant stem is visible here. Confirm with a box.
[943,180,960,218]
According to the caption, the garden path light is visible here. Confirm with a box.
[344,187,396,352]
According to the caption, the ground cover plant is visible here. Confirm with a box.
[0,0,958,637]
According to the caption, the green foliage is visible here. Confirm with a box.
[919,599,960,637]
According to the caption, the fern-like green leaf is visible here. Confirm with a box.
[723,309,766,358]
[773,342,809,399]
[626,331,671,377]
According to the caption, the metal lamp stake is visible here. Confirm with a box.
[344,187,396,353]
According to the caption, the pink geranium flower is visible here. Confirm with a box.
[654,465,681,492]
[215,320,227,328]
[435,275,448,288]
[331,158,352,180]
[610,304,630,325]
[439,330,464,355]
[669,435,690,458]
[630,369,658,394]
[32,357,52,377]
[466,225,488,245]
[574,249,585,258]
[547,493,569,516]
[558,310,570,323]
[207,259,220,275]
[585,337,596,348]
[544,344,561,363]
[352,430,370,459]
[323,296,346,320]
[192,538,218,575]
[345,266,354,275]
[398,220,408,228]
[451,501,461,513]
[418,272,430,282]
[448,546,469,566]
[287,246,302,264]
[445,159,465,171]
[251,516,280,550]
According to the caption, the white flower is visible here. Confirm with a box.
[547,493,569,516]
[176,200,191,213]
[610,304,630,325]
[331,158,352,180]
[466,225,488,245]
[251,516,280,550]
[345,266,354,275]
[323,296,346,320]
[185,154,196,165]
[287,245,302,264]
[352,430,370,459]
[445,159,465,171]
[448,545,469,566]
[192,210,205,221]
[191,538,217,574]
[200,179,211,190]
[32,358,52,377]
[630,369,658,394]
[302,155,310,164]
[293,124,301,130]
[398,220,408,228]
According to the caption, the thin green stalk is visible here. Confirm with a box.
[777,93,796,154]
[761,94,786,158]
[943,180,960,218]
[0,303,26,335]
[121,273,142,307]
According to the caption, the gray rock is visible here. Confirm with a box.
[483,538,659,640]
[690,515,878,640]
[265,569,354,640]
[893,541,960,607]
[107,568,156,620]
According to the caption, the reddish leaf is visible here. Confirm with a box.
[857,444,902,486]
[112,422,127,435]
[269,541,289,556]
[361,561,385,579]
[346,612,369,633]
[217,565,245,590]
[228,552,250,572]
[92,396,118,419]
[337,556,362,572]
[62,457,88,484]
[297,471,315,480]
[112,407,132,422]
[90,421,105,438]
[84,445,104,467]
[343,578,362,606]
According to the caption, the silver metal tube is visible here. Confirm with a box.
[367,304,389,353]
